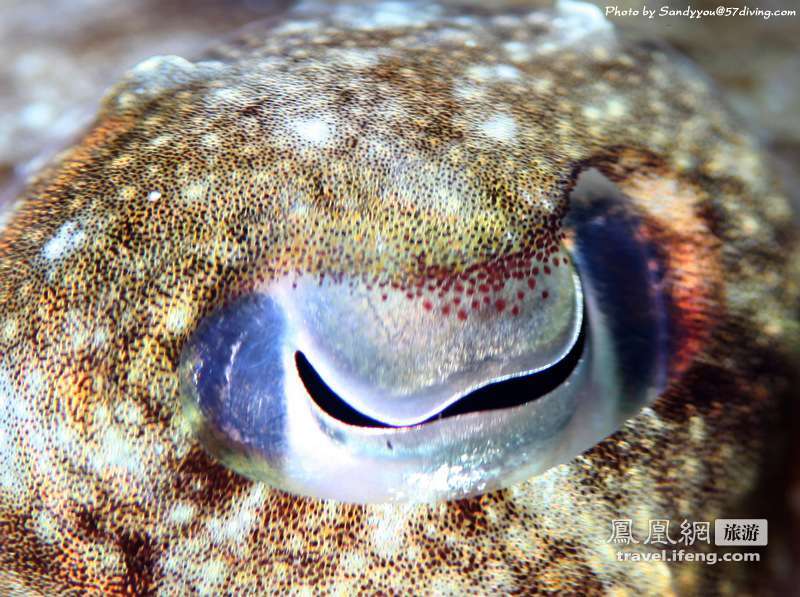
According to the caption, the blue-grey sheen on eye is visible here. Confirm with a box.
[178,171,673,504]
[568,170,671,410]
[187,294,289,461]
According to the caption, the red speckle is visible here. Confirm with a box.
[453,297,461,305]
[511,305,520,316]
[455,283,464,293]
[471,300,480,310]
[483,296,491,305]
[542,291,549,300]
[495,299,506,313]
[544,266,551,275]
[517,291,525,300]
[442,305,451,316]
[457,309,468,321]
[532,267,539,275]
[406,292,414,299]
[423,300,433,311]
[381,294,388,301]
[478,284,490,294]
[553,257,560,266]
[527,278,537,290]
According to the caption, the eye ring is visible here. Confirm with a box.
[178,168,673,503]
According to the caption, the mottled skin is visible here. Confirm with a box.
[0,1,798,594]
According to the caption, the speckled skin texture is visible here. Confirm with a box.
[0,1,798,594]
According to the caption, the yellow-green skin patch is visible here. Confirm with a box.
[0,2,798,594]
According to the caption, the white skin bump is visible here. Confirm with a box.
[478,113,518,143]
[291,116,334,146]
[41,221,86,261]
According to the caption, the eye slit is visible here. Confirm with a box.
[296,317,587,428]
[295,351,383,428]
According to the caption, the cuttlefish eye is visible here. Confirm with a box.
[179,165,671,503]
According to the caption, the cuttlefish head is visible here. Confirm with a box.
[133,2,720,502]
[2,2,797,593]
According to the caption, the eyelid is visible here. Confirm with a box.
[267,266,582,427]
